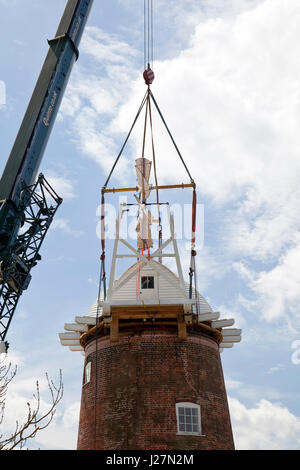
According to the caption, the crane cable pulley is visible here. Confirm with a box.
[143,0,154,85]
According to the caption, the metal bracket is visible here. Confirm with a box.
[48,33,79,61]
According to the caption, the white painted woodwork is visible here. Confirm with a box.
[69,346,84,352]
[64,323,88,332]
[59,332,80,340]
[75,316,97,326]
[221,336,241,343]
[211,319,235,328]
[221,329,242,336]
[60,339,81,346]
[197,311,220,322]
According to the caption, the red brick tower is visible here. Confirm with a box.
[76,323,235,450]
[59,89,241,450]
[59,199,241,450]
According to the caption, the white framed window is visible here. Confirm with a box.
[138,272,158,301]
[84,361,91,384]
[176,402,202,435]
[141,276,154,289]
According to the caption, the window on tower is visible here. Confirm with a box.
[141,276,154,289]
[176,403,202,435]
[84,361,91,385]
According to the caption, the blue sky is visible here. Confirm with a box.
[1,0,300,450]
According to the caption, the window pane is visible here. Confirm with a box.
[85,362,91,383]
[177,404,201,434]
[141,276,154,289]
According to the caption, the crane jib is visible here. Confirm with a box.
[0,0,93,204]
[0,0,94,350]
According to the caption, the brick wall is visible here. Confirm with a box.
[77,330,234,450]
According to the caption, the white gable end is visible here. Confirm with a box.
[111,260,185,303]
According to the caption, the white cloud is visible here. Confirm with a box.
[81,26,138,65]
[234,237,300,323]
[45,173,76,200]
[50,218,84,238]
[60,26,142,182]
[229,396,300,450]
[0,355,78,450]
[33,402,80,450]
[225,377,243,391]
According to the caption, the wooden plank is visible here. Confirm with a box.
[69,346,84,352]
[221,336,241,343]
[211,319,235,328]
[75,316,97,326]
[117,312,180,320]
[222,328,242,336]
[119,321,178,329]
[64,323,88,332]
[60,339,81,346]
[178,312,187,341]
[111,305,183,318]
[59,332,80,340]
[110,314,119,342]
[197,311,220,322]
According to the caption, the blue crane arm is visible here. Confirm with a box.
[0,0,94,350]
[0,0,93,204]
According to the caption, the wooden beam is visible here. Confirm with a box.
[64,323,88,332]
[111,305,183,317]
[110,314,119,342]
[178,312,187,341]
[211,319,235,328]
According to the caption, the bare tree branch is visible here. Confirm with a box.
[0,356,63,450]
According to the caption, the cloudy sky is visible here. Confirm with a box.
[1,0,300,450]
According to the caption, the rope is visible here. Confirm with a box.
[149,89,194,184]
[144,0,146,70]
[148,94,162,261]
[144,0,154,70]
[103,90,148,189]
[151,0,154,68]
[189,187,200,316]
[191,187,197,254]
[93,252,104,450]
[141,95,149,204]
[93,191,108,449]
[100,191,107,299]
